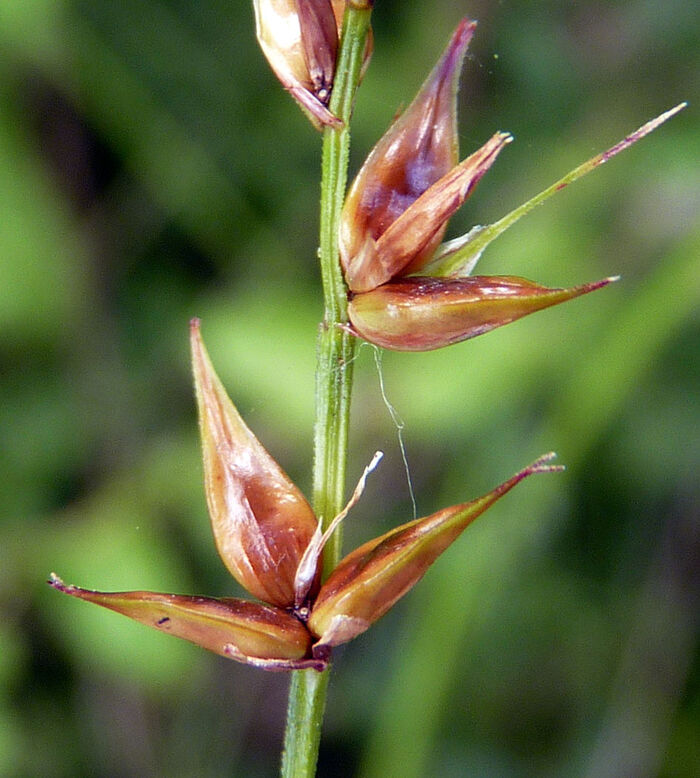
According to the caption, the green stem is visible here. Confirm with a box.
[281,6,372,778]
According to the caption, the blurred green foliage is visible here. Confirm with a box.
[0,1,697,776]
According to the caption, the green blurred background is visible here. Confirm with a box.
[1,1,697,776]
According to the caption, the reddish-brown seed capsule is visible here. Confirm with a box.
[254,0,341,128]
[308,455,562,649]
[48,574,322,670]
[254,0,372,129]
[191,319,320,608]
[340,20,511,292]
[347,275,618,351]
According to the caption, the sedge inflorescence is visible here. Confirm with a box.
[50,4,684,672]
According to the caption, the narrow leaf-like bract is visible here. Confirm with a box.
[308,454,563,648]
[421,103,689,280]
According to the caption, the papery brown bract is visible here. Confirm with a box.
[308,455,562,648]
[48,574,323,670]
[254,0,372,129]
[254,0,341,128]
[345,133,512,293]
[191,319,320,608]
[297,0,338,104]
[340,20,512,292]
[347,275,618,351]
